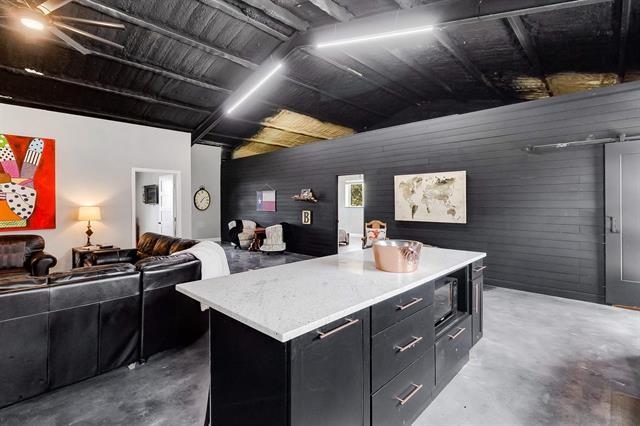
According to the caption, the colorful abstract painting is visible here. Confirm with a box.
[0,134,55,231]
[256,190,276,212]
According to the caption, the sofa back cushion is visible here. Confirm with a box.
[0,241,26,270]
[136,233,198,257]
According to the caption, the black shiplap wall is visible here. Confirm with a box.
[221,82,640,304]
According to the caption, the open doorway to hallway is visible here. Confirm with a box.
[133,169,179,244]
[337,174,364,254]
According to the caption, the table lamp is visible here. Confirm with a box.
[78,206,101,246]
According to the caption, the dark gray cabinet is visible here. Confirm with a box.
[207,268,482,426]
[210,308,369,426]
[291,310,370,426]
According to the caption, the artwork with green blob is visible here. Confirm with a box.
[394,171,467,223]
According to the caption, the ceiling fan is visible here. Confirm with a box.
[0,0,125,55]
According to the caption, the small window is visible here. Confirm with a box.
[345,182,364,208]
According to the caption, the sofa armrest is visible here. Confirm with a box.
[88,249,137,266]
[31,251,57,276]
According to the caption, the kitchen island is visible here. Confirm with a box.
[177,246,486,426]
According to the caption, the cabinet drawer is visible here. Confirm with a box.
[372,282,433,334]
[471,259,486,280]
[435,315,472,390]
[372,306,434,392]
[372,350,434,426]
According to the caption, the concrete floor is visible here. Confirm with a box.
[416,286,640,425]
[220,242,313,274]
[1,264,639,424]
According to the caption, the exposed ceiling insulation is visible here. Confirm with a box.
[232,109,354,158]
[0,0,637,158]
[546,72,620,96]
[510,76,551,100]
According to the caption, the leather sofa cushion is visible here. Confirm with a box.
[135,253,197,271]
[0,285,49,321]
[136,233,198,257]
[0,274,47,293]
[47,264,136,285]
[0,241,26,270]
[0,235,44,257]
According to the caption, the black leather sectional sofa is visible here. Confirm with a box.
[0,233,207,409]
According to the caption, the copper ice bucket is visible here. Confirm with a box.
[373,240,423,273]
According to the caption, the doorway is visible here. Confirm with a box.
[337,174,364,254]
[132,168,181,246]
[605,141,640,307]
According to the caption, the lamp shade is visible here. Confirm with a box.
[78,206,102,221]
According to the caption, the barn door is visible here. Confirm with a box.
[605,141,640,306]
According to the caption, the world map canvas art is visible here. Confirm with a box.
[0,133,56,231]
[394,171,467,223]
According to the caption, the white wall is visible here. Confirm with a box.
[338,174,364,236]
[191,145,221,240]
[0,103,192,271]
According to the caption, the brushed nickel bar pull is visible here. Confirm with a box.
[475,285,479,313]
[473,265,487,273]
[395,383,423,406]
[396,297,423,311]
[447,327,465,340]
[394,336,423,353]
[317,318,359,339]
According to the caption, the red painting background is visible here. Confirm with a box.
[0,134,56,231]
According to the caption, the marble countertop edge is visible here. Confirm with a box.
[177,250,486,343]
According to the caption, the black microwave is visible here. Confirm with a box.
[434,277,458,326]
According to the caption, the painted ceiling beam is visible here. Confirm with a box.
[618,0,631,79]
[505,15,552,96]
[393,0,421,9]
[0,93,191,132]
[302,48,419,106]
[308,0,354,22]
[197,0,289,41]
[237,0,309,31]
[383,47,454,94]
[310,0,614,40]
[342,52,422,105]
[75,0,259,70]
[432,29,506,100]
[0,64,212,114]
[72,1,382,127]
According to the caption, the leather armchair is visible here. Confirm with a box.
[228,220,257,249]
[0,235,57,277]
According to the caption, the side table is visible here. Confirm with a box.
[72,245,120,268]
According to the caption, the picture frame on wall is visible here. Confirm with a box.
[257,190,276,212]
[394,170,467,223]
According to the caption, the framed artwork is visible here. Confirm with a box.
[143,185,158,204]
[257,190,276,212]
[394,171,467,223]
[0,134,55,231]
[301,210,312,225]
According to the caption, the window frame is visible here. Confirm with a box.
[345,181,364,208]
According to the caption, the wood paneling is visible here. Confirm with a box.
[221,81,640,304]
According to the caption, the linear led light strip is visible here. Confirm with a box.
[316,25,435,49]
[226,62,283,115]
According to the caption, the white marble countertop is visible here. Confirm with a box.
[176,247,486,342]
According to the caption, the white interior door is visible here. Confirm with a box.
[159,174,175,236]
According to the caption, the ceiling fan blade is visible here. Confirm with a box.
[53,21,123,49]
[53,15,124,29]
[48,25,90,55]
[37,0,73,15]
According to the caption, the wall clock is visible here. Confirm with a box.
[194,187,211,211]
